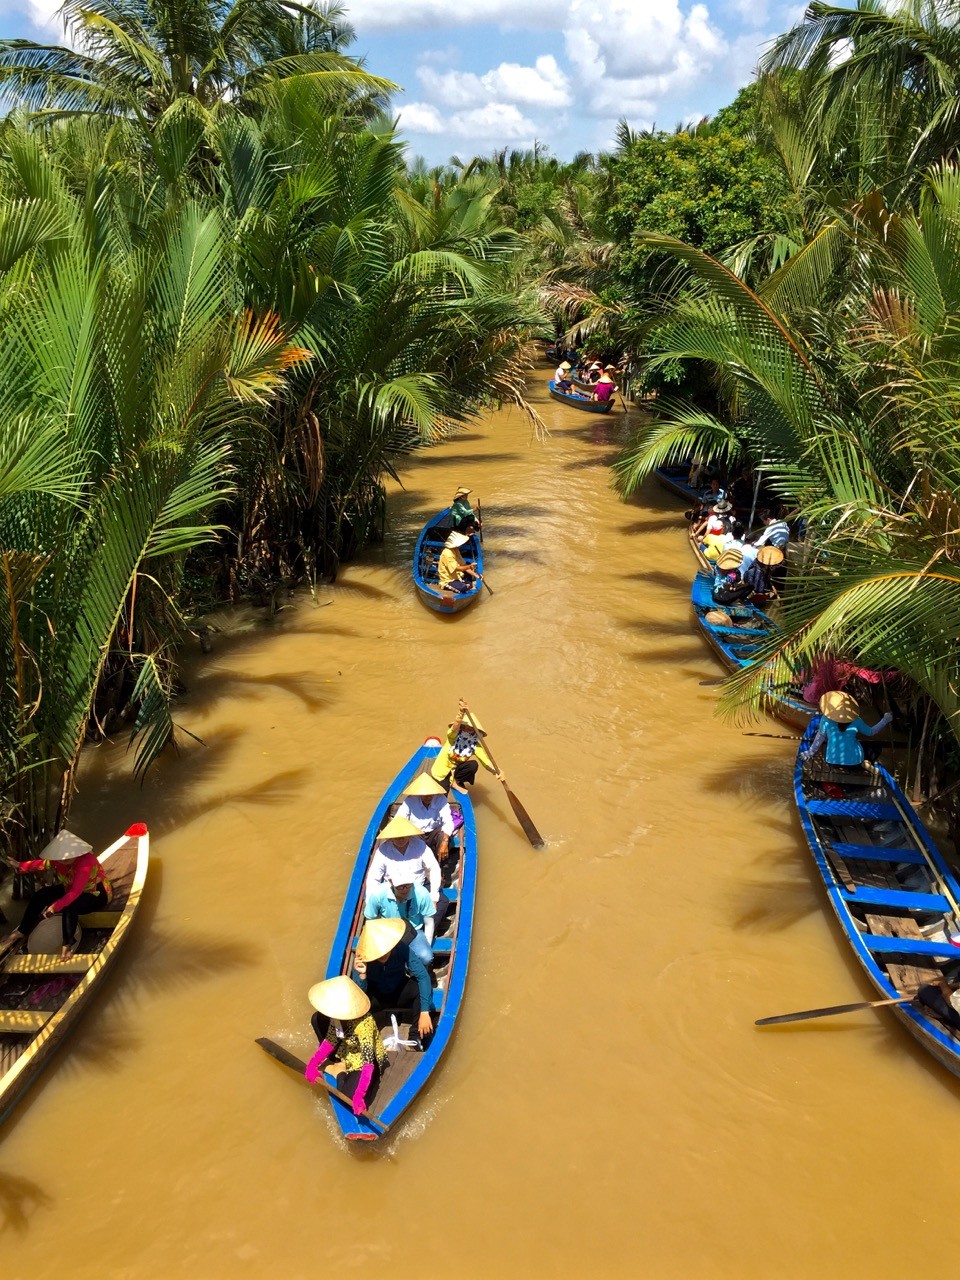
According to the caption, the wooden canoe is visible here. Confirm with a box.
[691,571,812,730]
[548,380,614,414]
[794,720,960,1076]
[0,823,149,1121]
[261,739,477,1141]
[413,509,483,614]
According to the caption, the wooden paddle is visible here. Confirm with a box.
[461,705,545,848]
[254,1037,388,1133]
[755,995,915,1026]
[476,498,484,545]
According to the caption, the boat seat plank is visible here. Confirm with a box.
[807,800,902,820]
[832,842,925,865]
[0,1009,53,1033]
[865,912,923,939]
[432,938,453,955]
[3,954,95,975]
[860,934,958,958]
[78,911,121,928]
[840,886,949,912]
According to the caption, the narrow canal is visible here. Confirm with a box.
[4,376,957,1279]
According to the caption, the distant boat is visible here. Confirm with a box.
[259,738,477,1141]
[795,719,960,1078]
[0,823,150,1121]
[548,380,614,414]
[413,509,483,613]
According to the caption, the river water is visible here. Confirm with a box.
[3,376,958,1279]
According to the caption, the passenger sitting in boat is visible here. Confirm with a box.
[304,976,387,1116]
[747,544,783,599]
[367,815,441,903]
[720,521,758,572]
[751,510,790,553]
[396,773,456,859]
[801,692,893,772]
[699,499,733,561]
[354,918,434,1046]
[438,531,481,594]
[365,862,435,966]
[593,367,617,403]
[712,549,752,605]
[0,830,111,960]
[554,361,574,390]
[449,486,478,534]
[430,701,503,794]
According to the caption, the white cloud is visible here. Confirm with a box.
[396,102,446,135]
[418,55,571,109]
[398,99,538,143]
[343,0,554,30]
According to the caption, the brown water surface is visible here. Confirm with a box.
[3,379,956,1279]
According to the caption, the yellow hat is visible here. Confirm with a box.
[376,815,421,842]
[755,545,784,567]
[307,975,370,1019]
[357,917,406,962]
[819,691,859,723]
[403,773,446,798]
[716,549,743,570]
[454,486,472,498]
[705,609,732,627]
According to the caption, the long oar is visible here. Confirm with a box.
[462,706,545,848]
[255,1037,388,1133]
[756,995,915,1026]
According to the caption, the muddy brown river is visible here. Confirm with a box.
[3,376,957,1279]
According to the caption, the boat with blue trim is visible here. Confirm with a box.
[413,509,483,613]
[548,379,613,414]
[795,719,960,1077]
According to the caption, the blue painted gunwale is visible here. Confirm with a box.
[691,571,812,730]
[413,508,483,614]
[322,740,477,1140]
[654,465,700,505]
[547,379,614,414]
[794,719,960,1076]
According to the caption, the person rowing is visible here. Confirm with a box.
[430,700,503,794]
[366,815,442,904]
[592,366,618,405]
[354,917,434,1047]
[396,772,456,859]
[438,531,481,595]
[303,975,388,1117]
[449,486,479,535]
[801,691,893,772]
[0,830,111,960]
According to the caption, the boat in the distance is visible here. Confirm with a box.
[259,738,477,1141]
[548,380,614,414]
[794,720,960,1077]
[413,509,483,613]
[0,823,150,1121]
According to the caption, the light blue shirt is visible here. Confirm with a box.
[364,882,436,930]
[809,714,891,766]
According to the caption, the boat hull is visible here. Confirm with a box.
[413,508,483,613]
[548,380,613,413]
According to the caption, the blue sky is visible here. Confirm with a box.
[0,0,808,162]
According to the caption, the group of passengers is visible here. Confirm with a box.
[687,465,793,607]
[553,354,620,405]
[303,701,504,1117]
[436,486,483,594]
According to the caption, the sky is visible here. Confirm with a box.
[1,0,809,163]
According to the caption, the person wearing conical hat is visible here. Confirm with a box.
[554,359,574,390]
[802,691,892,770]
[396,772,457,859]
[364,859,436,966]
[365,814,442,904]
[450,486,479,535]
[430,698,504,795]
[303,976,387,1116]
[355,917,434,1045]
[0,829,112,960]
[438,530,482,594]
[699,499,734,562]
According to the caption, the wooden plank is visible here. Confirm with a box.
[77,911,121,928]
[860,935,955,958]
[841,886,948,912]
[3,954,95,975]
[832,842,925,865]
[866,912,923,939]
[0,1009,53,1034]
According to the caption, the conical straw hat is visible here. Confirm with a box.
[755,545,784,567]
[705,609,732,627]
[357,917,406,962]
[820,690,859,723]
[445,531,468,549]
[403,773,446,798]
[307,975,370,1018]
[376,816,421,842]
[38,829,94,862]
[453,486,472,498]
[716,549,743,570]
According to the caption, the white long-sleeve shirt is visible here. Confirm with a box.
[365,837,441,903]
[396,796,455,837]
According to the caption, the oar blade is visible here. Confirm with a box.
[506,786,545,848]
[755,995,912,1026]
[256,1036,307,1073]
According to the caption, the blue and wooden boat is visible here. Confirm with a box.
[413,509,483,614]
[655,465,700,505]
[548,380,613,414]
[691,571,812,730]
[794,719,960,1077]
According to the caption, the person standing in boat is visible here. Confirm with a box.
[430,701,504,794]
[354,918,434,1047]
[304,976,388,1117]
[449,486,479,535]
[437,531,481,595]
[0,830,111,960]
[802,692,893,772]
[364,863,436,965]
[366,815,442,904]
[396,773,456,859]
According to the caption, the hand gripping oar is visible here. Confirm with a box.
[461,705,545,848]
[755,995,916,1026]
[255,1038,388,1133]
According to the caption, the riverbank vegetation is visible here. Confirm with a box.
[0,0,542,853]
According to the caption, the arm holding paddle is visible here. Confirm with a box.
[460,703,545,848]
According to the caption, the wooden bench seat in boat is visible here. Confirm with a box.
[2,954,95,975]
[839,886,950,912]
[859,934,958,958]
[0,1009,53,1034]
[831,841,925,865]
[806,799,902,820]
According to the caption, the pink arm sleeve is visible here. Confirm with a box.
[351,1063,375,1115]
[16,860,47,874]
[305,1040,335,1083]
